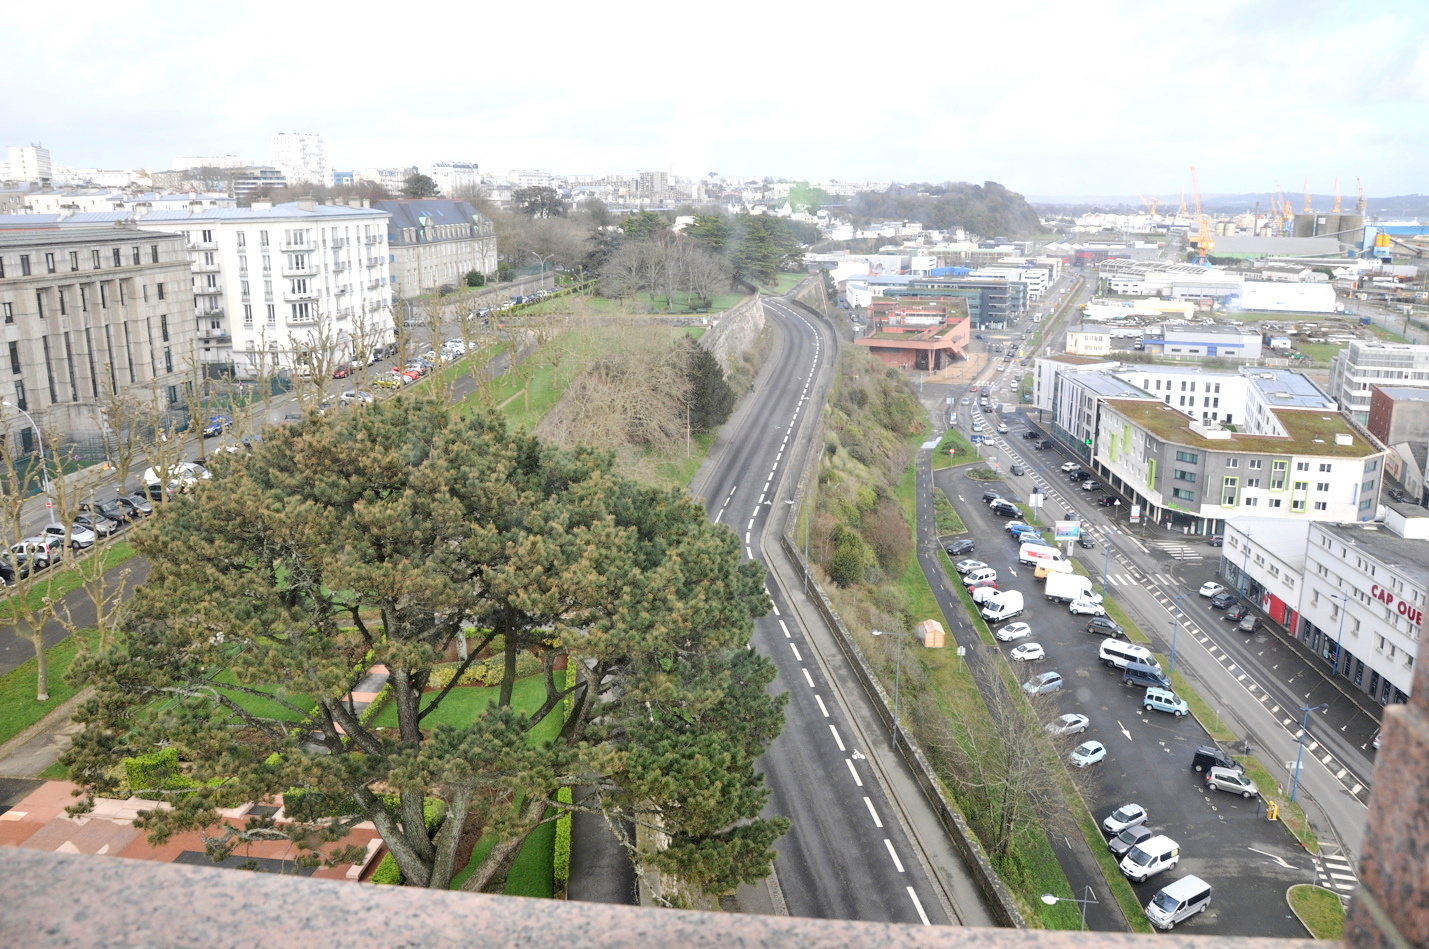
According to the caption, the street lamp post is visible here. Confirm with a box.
[1168,592,1189,675]
[3,401,50,501]
[531,252,556,292]
[1041,887,1098,931]
[1290,703,1329,803]
[871,629,906,751]
[1238,532,1253,597]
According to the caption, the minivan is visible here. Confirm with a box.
[1123,661,1171,690]
[962,567,997,587]
[1120,835,1180,882]
[1099,640,1157,671]
[1145,874,1211,930]
[1142,687,1189,717]
[1191,745,1241,773]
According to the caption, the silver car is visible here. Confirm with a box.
[38,522,97,549]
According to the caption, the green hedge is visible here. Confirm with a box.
[428,651,543,689]
[553,786,572,890]
[370,852,404,885]
[123,747,199,792]
[284,789,446,833]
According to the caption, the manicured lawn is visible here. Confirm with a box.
[0,630,99,747]
[208,668,315,723]
[1288,883,1345,939]
[0,542,136,623]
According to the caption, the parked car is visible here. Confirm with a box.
[1143,687,1190,717]
[944,538,976,556]
[12,538,62,568]
[1102,803,1148,835]
[1199,581,1226,597]
[1237,614,1262,633]
[954,559,988,574]
[965,578,999,592]
[0,553,30,582]
[73,514,120,538]
[1207,534,1225,547]
[1108,824,1154,858]
[1096,495,1119,507]
[1060,462,1080,473]
[80,499,131,525]
[1191,744,1241,773]
[339,390,375,406]
[995,622,1033,642]
[332,365,354,379]
[1046,713,1089,736]
[115,494,154,518]
[201,415,233,438]
[1210,592,1238,609]
[1069,598,1107,616]
[1223,604,1249,622]
[1086,617,1125,637]
[39,522,97,549]
[1206,766,1259,798]
[1023,671,1064,695]
[981,489,1002,503]
[1387,487,1408,503]
[1082,480,1100,491]
[1009,642,1046,662]
[1071,740,1107,767]
[1036,440,1051,450]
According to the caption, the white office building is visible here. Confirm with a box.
[1328,341,1429,423]
[270,132,332,188]
[6,145,53,185]
[431,161,480,197]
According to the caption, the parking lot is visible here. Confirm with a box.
[936,411,1316,937]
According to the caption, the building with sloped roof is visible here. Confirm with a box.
[371,199,496,299]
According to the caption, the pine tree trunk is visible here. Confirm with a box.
[457,794,549,893]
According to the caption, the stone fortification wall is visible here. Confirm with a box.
[700,294,766,375]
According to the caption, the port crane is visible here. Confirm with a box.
[1189,165,1214,266]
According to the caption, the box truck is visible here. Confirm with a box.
[1044,573,1094,603]
[1018,542,1064,566]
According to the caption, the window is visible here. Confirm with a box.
[201,229,213,243]
[156,283,164,300]
[35,290,46,318]
[100,284,108,307]
[203,252,216,267]
[1296,461,1309,472]
[1314,501,1328,511]
[1320,463,1331,473]
[266,304,276,324]
[92,249,101,269]
[1174,469,1197,482]
[1293,481,1308,492]
[1,302,11,324]
[291,301,311,320]
[8,342,20,374]
[1249,459,1263,469]
[69,251,79,271]
[1244,497,1258,506]
[1225,458,1238,468]
[1175,450,1199,463]
[150,244,160,263]
[160,315,169,343]
[1270,460,1288,490]
[57,289,67,316]
[239,255,248,274]
[241,279,250,300]
[1292,499,1306,512]
[132,246,141,265]
[167,385,178,404]
[243,304,253,326]
[1172,488,1195,501]
[44,253,55,274]
[262,255,271,273]
[1269,498,1283,508]
[112,248,121,266]
[164,348,173,373]
[20,255,31,276]
[259,230,270,247]
[1316,482,1329,492]
[237,232,247,248]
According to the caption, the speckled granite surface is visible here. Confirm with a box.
[0,847,1322,949]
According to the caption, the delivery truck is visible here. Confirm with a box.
[1045,573,1095,603]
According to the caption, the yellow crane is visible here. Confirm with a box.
[1138,193,1161,219]
[1303,179,1312,213]
[1178,189,1188,219]
[1190,165,1213,265]
[1332,177,1342,214]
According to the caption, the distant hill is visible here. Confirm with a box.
[1027,193,1429,219]
[849,181,1042,238]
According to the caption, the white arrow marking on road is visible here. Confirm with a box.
[1118,720,1132,741]
[1247,847,1295,869]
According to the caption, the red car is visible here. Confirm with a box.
[332,365,353,379]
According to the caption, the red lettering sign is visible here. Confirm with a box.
[1371,584,1395,605]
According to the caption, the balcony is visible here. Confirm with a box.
[198,307,225,318]
[331,238,347,250]
[366,258,381,268]
[365,235,380,245]
[281,264,317,277]
[331,261,347,273]
[188,240,217,250]
[280,240,315,252]
[367,279,383,290]
[190,261,220,273]
[282,290,318,303]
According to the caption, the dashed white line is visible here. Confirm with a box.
[778,619,790,638]
[829,725,845,751]
[845,758,863,787]
[814,694,829,717]
[863,797,883,828]
[771,603,780,616]
[802,668,815,688]
[883,839,905,873]
[789,643,802,661]
[906,887,931,925]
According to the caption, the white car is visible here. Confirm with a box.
[954,559,988,574]
[1102,803,1148,835]
[1009,642,1045,661]
[995,622,1032,642]
[971,422,984,432]
[38,522,96,549]
[1199,581,1226,597]
[1069,598,1107,616]
[1071,740,1107,767]
[1060,462,1081,473]
[1047,713,1089,736]
[996,424,1009,434]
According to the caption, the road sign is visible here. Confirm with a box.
[45,501,52,509]
[1053,520,1082,541]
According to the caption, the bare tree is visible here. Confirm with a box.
[0,438,60,701]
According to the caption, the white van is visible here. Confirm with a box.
[1018,542,1063,566]
[962,567,997,587]
[1099,640,1158,671]
[1145,874,1211,930]
[980,590,1025,623]
[1120,835,1180,882]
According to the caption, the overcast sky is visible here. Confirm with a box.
[6,0,1426,199]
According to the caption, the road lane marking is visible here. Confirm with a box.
[845,758,863,787]
[802,668,815,688]
[789,643,802,661]
[778,619,790,638]
[883,839,905,872]
[864,797,883,828]
[814,694,829,717]
[829,725,845,751]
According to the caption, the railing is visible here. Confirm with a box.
[190,261,220,273]
[188,240,217,250]
[282,291,318,303]
[331,238,347,249]
[282,264,317,277]
[280,240,315,252]
[332,261,347,273]
[365,235,380,245]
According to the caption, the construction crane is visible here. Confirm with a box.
[1138,193,1161,219]
[1303,179,1312,213]
[1178,189,1188,220]
[1332,177,1341,214]
[1273,179,1292,235]
[1356,177,1367,218]
[1189,165,1213,266]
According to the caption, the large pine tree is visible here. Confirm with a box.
[65,398,786,896]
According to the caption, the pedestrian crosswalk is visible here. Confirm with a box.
[1103,573,1178,588]
[1151,541,1204,561]
[1315,848,1358,894]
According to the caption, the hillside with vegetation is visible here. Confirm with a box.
[848,181,1042,238]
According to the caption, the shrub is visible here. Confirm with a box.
[123,747,198,792]
[427,652,542,689]
[370,852,405,885]
[284,790,446,834]
[553,786,573,890]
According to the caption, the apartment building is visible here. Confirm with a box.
[373,199,496,298]
[270,132,332,188]
[0,228,197,449]
[431,161,479,197]
[1328,341,1429,422]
